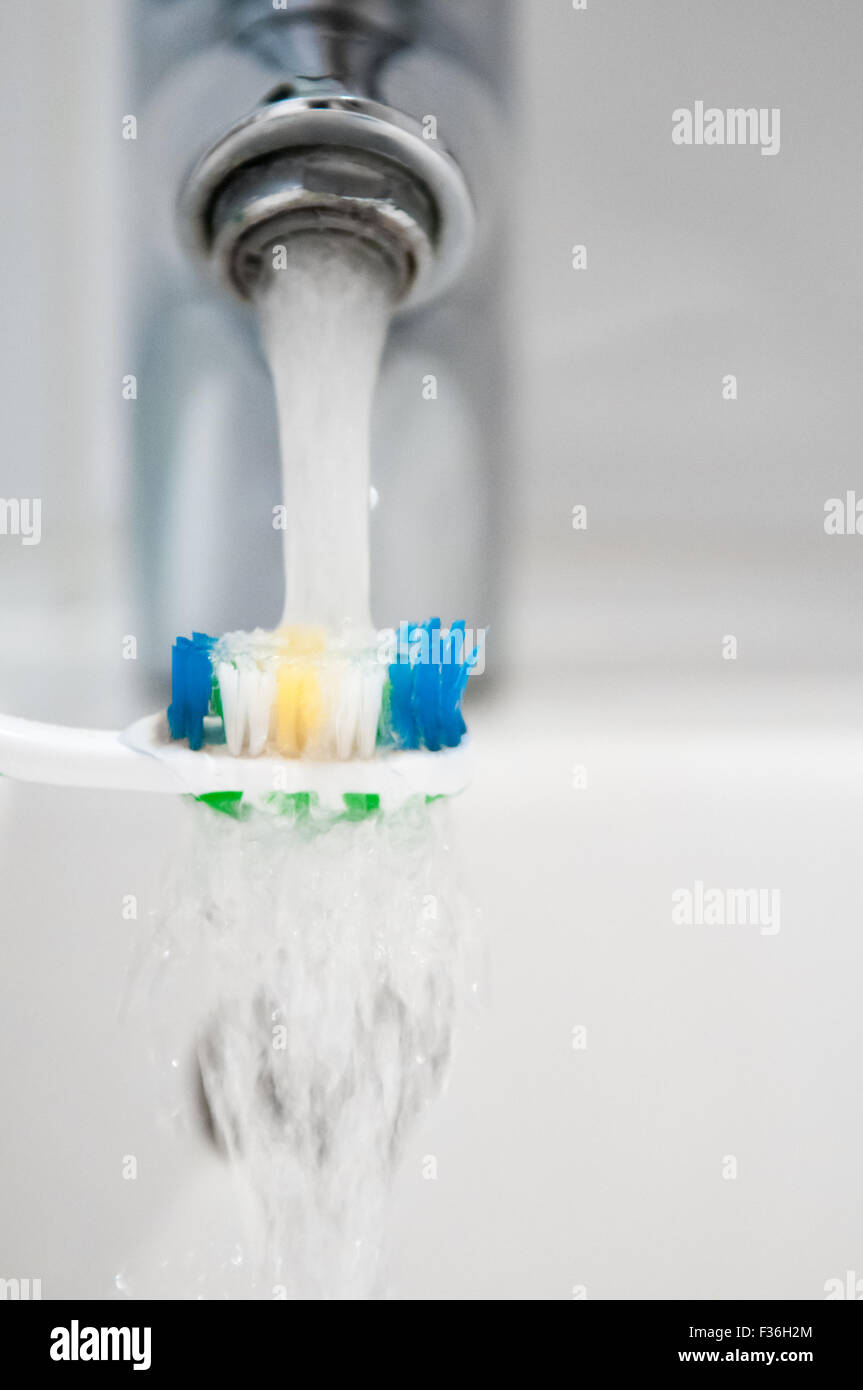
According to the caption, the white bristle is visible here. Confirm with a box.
[247,668,277,757]
[218,661,278,758]
[217,662,245,756]
[305,665,336,761]
[358,667,385,759]
[334,663,362,761]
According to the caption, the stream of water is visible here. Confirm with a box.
[131,232,474,1299]
[255,232,396,638]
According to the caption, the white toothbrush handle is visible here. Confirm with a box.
[0,713,180,793]
[0,711,471,805]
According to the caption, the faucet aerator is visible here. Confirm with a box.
[178,96,475,310]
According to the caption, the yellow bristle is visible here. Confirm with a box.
[273,626,326,755]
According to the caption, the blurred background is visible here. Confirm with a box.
[1,0,862,1299]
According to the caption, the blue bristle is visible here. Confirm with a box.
[386,624,417,748]
[389,660,419,748]
[436,622,472,750]
[414,619,442,751]
[386,618,479,752]
[167,632,215,748]
[439,621,466,747]
[166,639,190,740]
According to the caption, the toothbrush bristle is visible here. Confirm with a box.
[167,633,216,751]
[167,621,479,760]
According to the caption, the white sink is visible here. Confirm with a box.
[2,672,860,1299]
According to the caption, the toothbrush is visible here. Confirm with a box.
[0,621,479,813]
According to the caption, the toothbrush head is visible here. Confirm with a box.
[166,620,480,764]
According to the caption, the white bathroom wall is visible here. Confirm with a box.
[509,0,863,676]
[0,0,127,723]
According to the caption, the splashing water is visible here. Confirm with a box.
[138,797,475,1299]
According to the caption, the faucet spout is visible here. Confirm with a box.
[177,5,475,309]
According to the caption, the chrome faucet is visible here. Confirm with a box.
[131,0,508,685]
